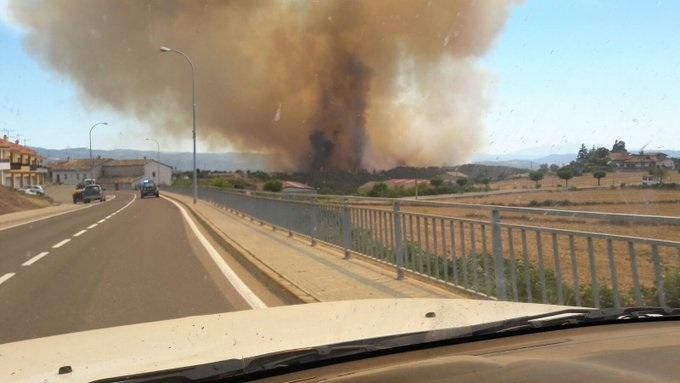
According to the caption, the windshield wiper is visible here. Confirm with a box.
[97,306,679,383]
[467,306,680,337]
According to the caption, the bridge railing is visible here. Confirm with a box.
[167,186,680,308]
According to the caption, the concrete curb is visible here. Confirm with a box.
[164,193,319,305]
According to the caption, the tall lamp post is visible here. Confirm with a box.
[145,138,160,184]
[89,122,108,171]
[160,46,197,203]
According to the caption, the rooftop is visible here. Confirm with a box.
[0,138,41,157]
[282,181,315,190]
[47,159,110,171]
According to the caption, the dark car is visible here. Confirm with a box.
[77,184,105,203]
[140,181,159,198]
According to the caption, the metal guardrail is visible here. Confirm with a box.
[168,186,680,308]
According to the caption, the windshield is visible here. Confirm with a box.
[0,1,678,381]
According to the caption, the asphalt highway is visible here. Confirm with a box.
[0,191,281,344]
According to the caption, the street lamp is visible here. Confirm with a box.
[160,45,197,203]
[145,138,160,184]
[89,122,108,169]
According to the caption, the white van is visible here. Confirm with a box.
[641,176,659,186]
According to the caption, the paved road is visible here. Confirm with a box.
[0,191,275,344]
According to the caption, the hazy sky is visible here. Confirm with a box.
[1,1,678,156]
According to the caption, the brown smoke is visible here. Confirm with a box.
[9,0,515,170]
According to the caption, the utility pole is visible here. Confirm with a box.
[414,167,419,200]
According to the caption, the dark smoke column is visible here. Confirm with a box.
[308,51,370,171]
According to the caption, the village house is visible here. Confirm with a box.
[0,135,48,188]
[48,157,173,189]
[607,152,675,169]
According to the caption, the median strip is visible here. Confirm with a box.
[52,239,71,248]
[0,273,15,285]
[22,252,49,267]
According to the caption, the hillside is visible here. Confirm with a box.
[33,147,273,172]
[0,186,52,215]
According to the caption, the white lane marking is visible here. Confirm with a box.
[73,229,87,237]
[161,195,267,309]
[87,223,98,229]
[106,215,112,219]
[0,273,16,285]
[52,239,71,248]
[0,194,118,232]
[22,252,49,266]
[97,219,106,224]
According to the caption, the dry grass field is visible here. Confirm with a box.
[494,170,678,190]
[347,185,679,302]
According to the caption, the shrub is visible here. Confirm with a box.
[263,180,283,192]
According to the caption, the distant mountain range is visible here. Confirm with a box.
[473,150,680,170]
[33,147,680,172]
[32,147,273,172]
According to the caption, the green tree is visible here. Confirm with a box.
[368,182,389,197]
[528,171,544,187]
[538,163,549,173]
[577,144,589,161]
[649,167,668,183]
[430,178,443,187]
[456,178,468,187]
[611,139,627,153]
[549,164,559,173]
[557,166,575,187]
[593,170,606,186]
[263,179,283,192]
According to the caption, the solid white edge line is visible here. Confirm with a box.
[52,239,71,248]
[73,229,87,237]
[0,273,16,285]
[161,195,267,309]
[87,224,97,229]
[22,252,49,266]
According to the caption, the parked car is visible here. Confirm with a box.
[140,180,159,198]
[17,187,39,196]
[26,185,45,196]
[74,184,105,203]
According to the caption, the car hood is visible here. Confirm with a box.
[0,299,577,382]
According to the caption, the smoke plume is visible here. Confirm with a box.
[9,0,514,170]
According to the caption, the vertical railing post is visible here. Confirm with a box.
[491,209,506,301]
[342,198,351,259]
[310,199,318,246]
[394,201,405,280]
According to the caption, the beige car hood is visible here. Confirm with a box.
[0,299,577,382]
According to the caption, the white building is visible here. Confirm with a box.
[48,159,107,185]
[99,159,172,190]
[48,158,173,189]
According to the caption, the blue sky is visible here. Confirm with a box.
[1,1,679,156]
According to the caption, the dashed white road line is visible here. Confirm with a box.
[73,229,87,237]
[87,223,98,229]
[161,195,267,309]
[97,219,106,224]
[52,239,71,249]
[22,252,49,267]
[0,273,15,285]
